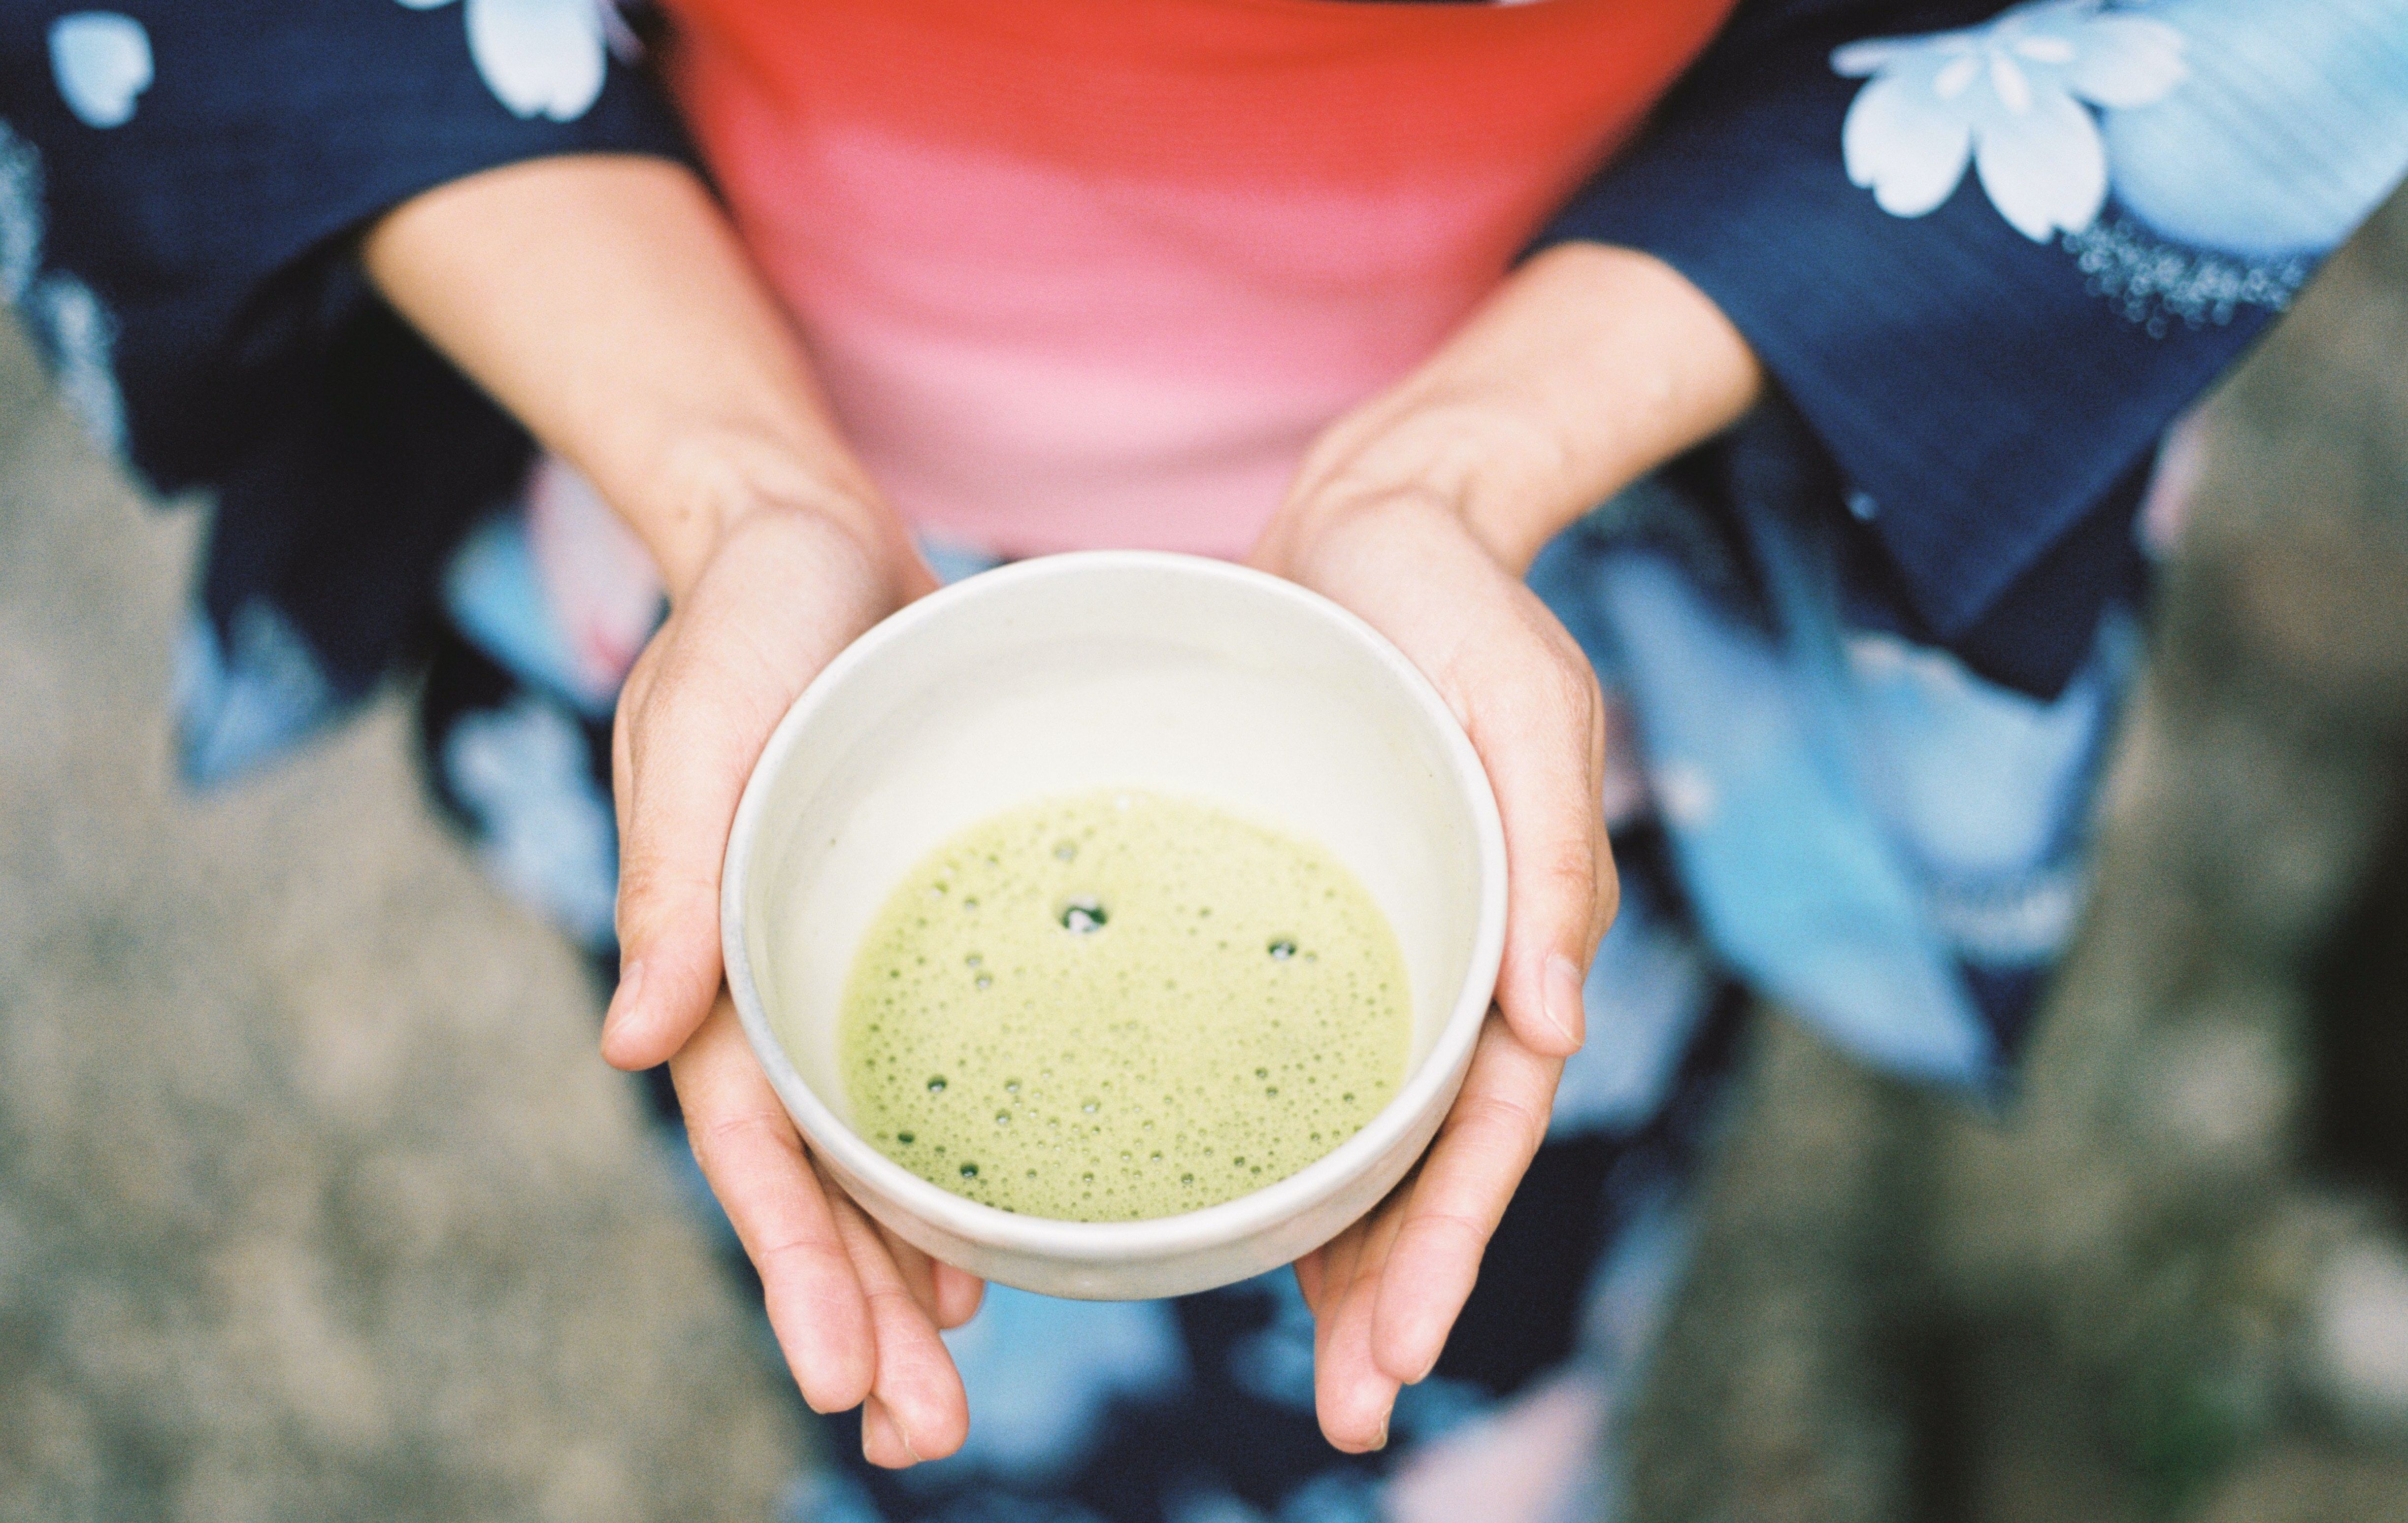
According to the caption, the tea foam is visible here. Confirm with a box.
[839,789,1411,1221]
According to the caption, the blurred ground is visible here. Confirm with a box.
[0,316,799,1520]
[1628,188,2408,1521]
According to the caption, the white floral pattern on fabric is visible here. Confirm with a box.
[1834,0,2185,241]
[394,0,607,123]
[47,12,151,130]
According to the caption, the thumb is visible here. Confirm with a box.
[1458,618,1616,1059]
[599,522,878,1069]
[599,618,764,1071]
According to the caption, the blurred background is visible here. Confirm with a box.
[1,190,2403,1523]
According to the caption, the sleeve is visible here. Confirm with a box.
[1538,0,2408,693]
[1,1,693,777]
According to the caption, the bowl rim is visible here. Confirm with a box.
[720,549,1508,1263]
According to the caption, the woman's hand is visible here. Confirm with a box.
[365,155,982,1466]
[606,498,986,1468]
[367,148,1759,1463]
[1251,241,1761,1450]
[1252,488,1606,1451]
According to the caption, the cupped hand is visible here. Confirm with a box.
[598,501,983,1467]
[1252,487,1616,1452]
[372,163,1720,1466]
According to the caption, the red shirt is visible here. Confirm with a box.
[667,0,1735,557]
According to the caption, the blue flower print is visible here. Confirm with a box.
[172,601,337,788]
[1,120,42,305]
[441,694,621,945]
[23,270,122,449]
[2095,0,2408,260]
[930,1287,1185,1479]
[0,118,127,452]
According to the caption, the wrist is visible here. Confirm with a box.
[627,423,908,605]
[1275,400,1573,573]
[1276,242,1761,576]
[1258,476,1486,602]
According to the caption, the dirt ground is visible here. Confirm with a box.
[0,314,802,1521]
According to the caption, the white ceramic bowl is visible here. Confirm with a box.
[721,551,1506,1300]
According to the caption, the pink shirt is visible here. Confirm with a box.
[666,0,1734,558]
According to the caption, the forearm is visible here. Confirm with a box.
[1276,242,1761,573]
[361,153,909,601]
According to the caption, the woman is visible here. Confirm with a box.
[7,1,2405,1517]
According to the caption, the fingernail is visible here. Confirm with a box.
[861,1401,895,1461]
[1411,1350,1440,1385]
[1370,1412,1390,1452]
[1543,954,1585,1049]
[602,960,646,1044]
[862,1398,923,1465]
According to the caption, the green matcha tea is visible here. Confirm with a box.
[838,789,1412,1221]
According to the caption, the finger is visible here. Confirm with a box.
[1370,1017,1563,1387]
[1314,1190,1412,1452]
[604,513,890,1070]
[874,1219,943,1324]
[1302,1225,1363,1327]
[1296,1148,1420,1329]
[673,995,875,1413]
[1454,597,1615,1058]
[867,1221,987,1330]
[608,652,645,851]
[861,1394,914,1471]
[827,1183,971,1465]
[1319,1207,1406,1383]
[602,608,785,1068]
[1293,1249,1329,1320]
[932,1262,986,1330]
